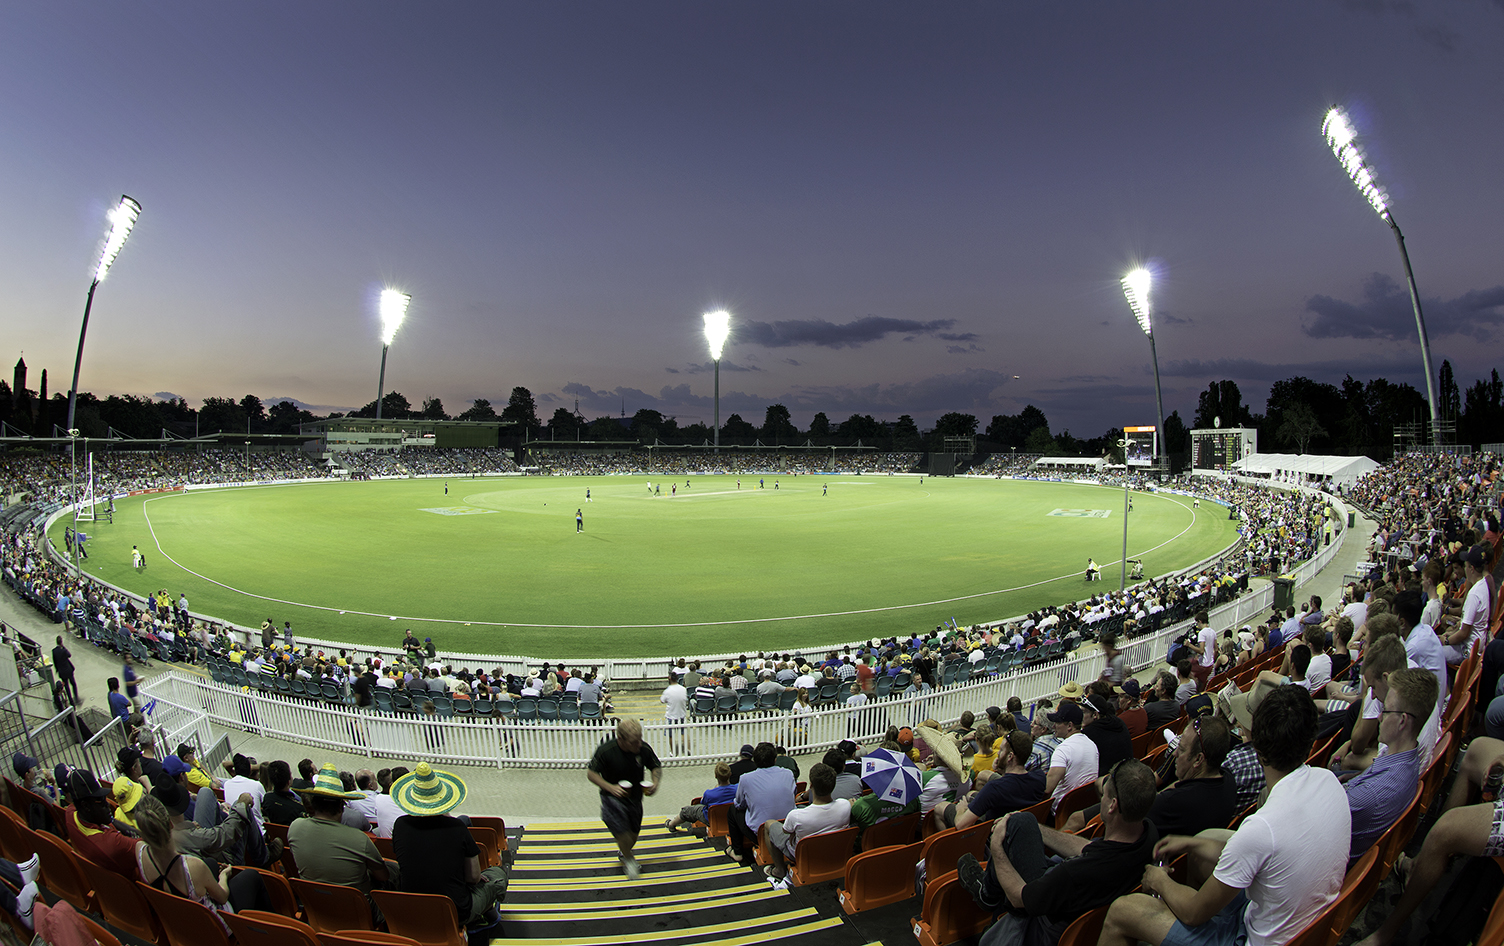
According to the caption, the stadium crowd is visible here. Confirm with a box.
[526,450,920,475]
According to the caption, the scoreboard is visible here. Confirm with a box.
[1191,427,1256,470]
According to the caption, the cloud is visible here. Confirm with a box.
[783,359,802,367]
[737,316,978,349]
[676,360,763,375]
[1158,313,1194,325]
[1303,274,1504,342]
[664,367,679,374]
[153,391,184,402]
[1415,23,1459,51]
[1158,355,1428,382]
[946,343,985,354]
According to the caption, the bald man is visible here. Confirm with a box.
[587,719,662,880]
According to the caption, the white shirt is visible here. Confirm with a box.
[660,683,688,721]
[1304,654,1332,695]
[1460,578,1493,647]
[1213,765,1350,946]
[794,674,816,689]
[779,798,853,856]
[1198,626,1217,668]
[1404,624,1450,717]
[1341,601,1367,629]
[1046,732,1098,812]
[370,793,405,839]
[222,775,265,831]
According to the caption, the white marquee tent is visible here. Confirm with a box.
[1229,453,1380,488]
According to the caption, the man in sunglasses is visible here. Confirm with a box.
[958,758,1159,945]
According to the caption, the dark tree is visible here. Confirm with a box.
[761,404,796,444]
[836,413,883,445]
[1277,403,1327,454]
[1438,360,1461,422]
[631,408,666,443]
[458,398,498,421]
[501,387,539,429]
[547,407,581,436]
[1162,410,1189,455]
[267,399,314,433]
[1264,377,1342,454]
[892,415,921,449]
[721,413,757,445]
[421,397,449,420]
[808,411,831,443]
[199,397,246,432]
[932,412,979,437]
[1193,380,1252,430]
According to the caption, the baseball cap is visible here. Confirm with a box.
[1083,694,1113,716]
[117,746,142,773]
[739,744,755,759]
[1461,545,1487,568]
[176,743,196,760]
[163,755,191,777]
[1046,702,1083,726]
[12,752,37,778]
[837,739,859,756]
[1117,678,1141,700]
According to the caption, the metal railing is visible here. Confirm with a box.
[0,689,123,780]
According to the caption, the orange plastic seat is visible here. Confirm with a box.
[1058,904,1109,946]
[235,864,301,919]
[918,819,992,890]
[292,878,376,932]
[0,807,32,866]
[1285,846,1379,946]
[371,835,396,860]
[838,840,921,914]
[79,854,165,943]
[320,932,423,946]
[31,827,96,913]
[78,911,124,946]
[788,825,859,886]
[468,826,502,869]
[1019,797,1053,825]
[1420,732,1455,803]
[705,803,732,839]
[1307,732,1340,769]
[370,889,467,946]
[136,881,231,946]
[222,909,322,946]
[1054,781,1100,829]
[910,870,993,946]
[467,815,509,852]
[861,811,920,851]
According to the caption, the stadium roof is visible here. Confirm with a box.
[1230,453,1379,487]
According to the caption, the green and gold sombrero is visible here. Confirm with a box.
[294,763,363,799]
[392,762,467,816]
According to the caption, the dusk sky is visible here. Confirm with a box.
[3,2,1501,437]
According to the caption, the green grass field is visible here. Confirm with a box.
[53,475,1236,658]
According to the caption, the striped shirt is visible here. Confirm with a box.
[1345,747,1419,859]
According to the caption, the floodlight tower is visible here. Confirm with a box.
[1321,105,1439,441]
[1121,269,1165,440]
[375,289,411,420]
[66,196,142,438]
[65,195,141,576]
[704,310,731,452]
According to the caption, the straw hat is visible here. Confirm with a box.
[392,762,467,817]
[1057,681,1085,701]
[913,726,964,775]
[294,763,363,800]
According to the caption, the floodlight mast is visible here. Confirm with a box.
[1322,106,1439,441]
[704,310,730,453]
[1121,269,1165,441]
[65,195,141,575]
[375,289,411,421]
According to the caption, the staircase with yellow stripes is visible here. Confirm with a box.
[493,820,891,946]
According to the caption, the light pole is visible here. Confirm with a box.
[1117,438,1130,591]
[1322,106,1439,441]
[703,310,730,453]
[375,289,411,420]
[67,429,81,576]
[1121,269,1165,444]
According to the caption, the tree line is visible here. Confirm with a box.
[3,361,1500,458]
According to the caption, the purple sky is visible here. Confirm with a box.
[3,2,1501,437]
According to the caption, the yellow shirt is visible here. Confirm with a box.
[187,761,215,790]
[969,747,998,776]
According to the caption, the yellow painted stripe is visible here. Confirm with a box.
[512,850,720,871]
[523,821,612,831]
[498,885,783,913]
[494,889,783,921]
[516,837,707,855]
[507,864,747,891]
[487,908,821,945]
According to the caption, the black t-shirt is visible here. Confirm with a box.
[1144,699,1179,728]
[262,790,305,826]
[588,738,662,799]
[1022,821,1160,923]
[392,814,480,919]
[729,758,757,783]
[1083,717,1134,776]
[968,770,1046,819]
[1148,773,1238,838]
[1330,653,1352,683]
[140,756,168,790]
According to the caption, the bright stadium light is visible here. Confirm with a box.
[1121,268,1165,446]
[704,310,731,452]
[375,289,412,420]
[67,195,142,574]
[1321,104,1439,441]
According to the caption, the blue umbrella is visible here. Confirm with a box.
[859,747,922,807]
